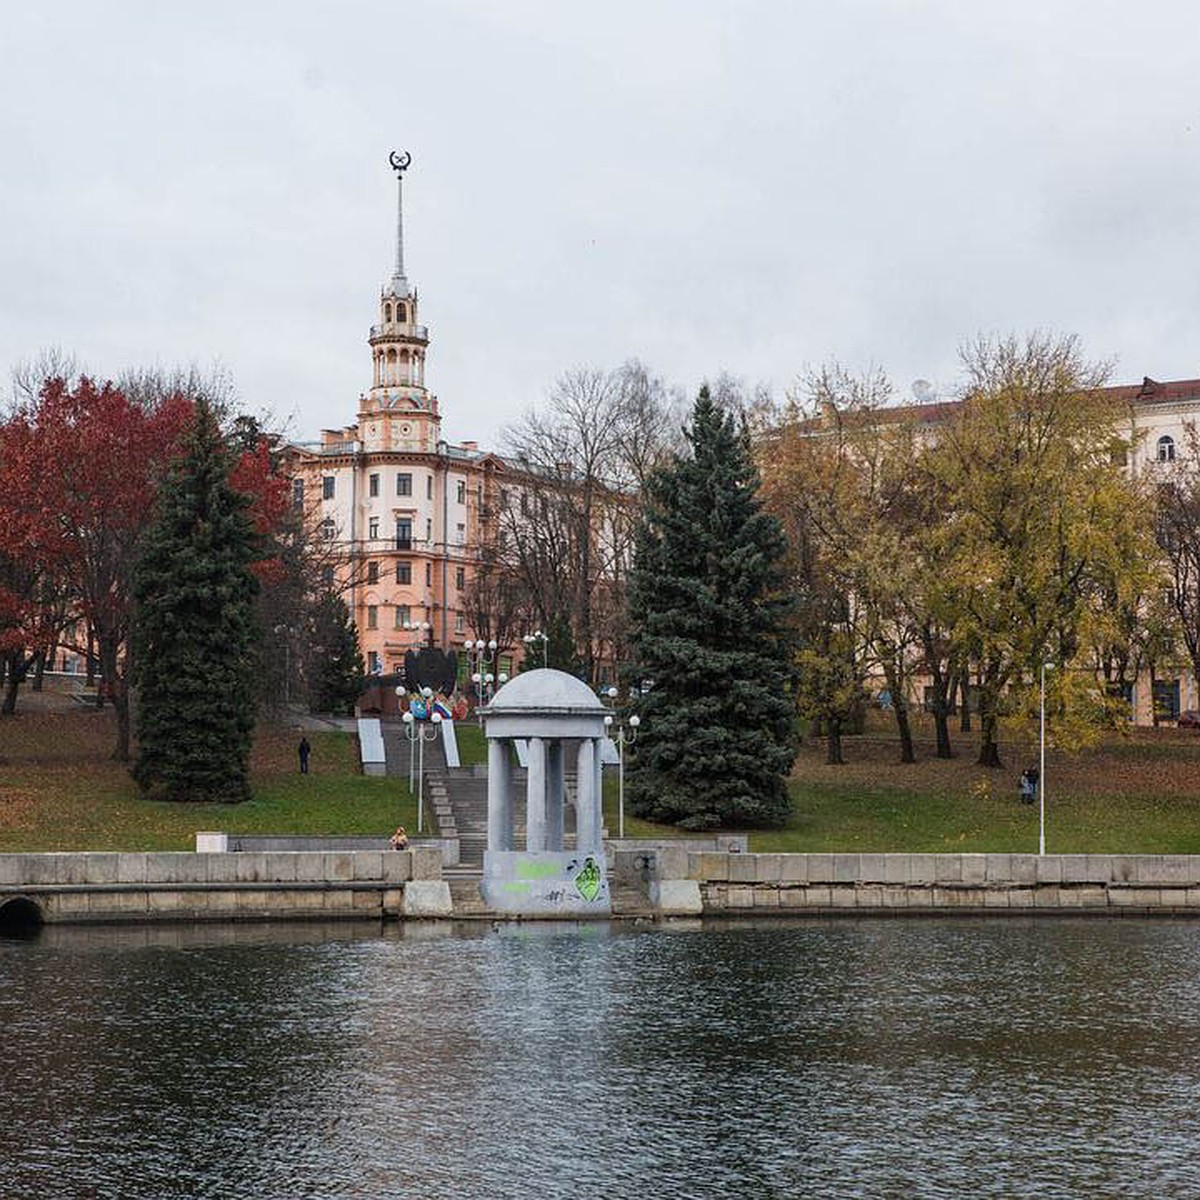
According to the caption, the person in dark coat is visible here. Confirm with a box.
[298,736,311,774]
[1019,767,1038,804]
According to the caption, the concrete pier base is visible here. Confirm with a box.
[481,850,611,916]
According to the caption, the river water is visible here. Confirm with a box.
[2,916,1200,1198]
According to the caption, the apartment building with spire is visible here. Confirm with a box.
[285,153,506,675]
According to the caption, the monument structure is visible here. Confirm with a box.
[480,669,612,915]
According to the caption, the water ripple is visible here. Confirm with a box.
[3,917,1200,1197]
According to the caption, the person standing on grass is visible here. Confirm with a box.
[298,736,311,775]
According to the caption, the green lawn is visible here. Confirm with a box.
[7,703,1200,854]
[0,711,415,851]
[752,714,1200,854]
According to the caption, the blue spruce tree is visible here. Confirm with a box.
[626,387,798,827]
[131,398,260,802]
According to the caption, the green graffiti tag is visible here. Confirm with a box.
[574,856,602,903]
[516,859,560,880]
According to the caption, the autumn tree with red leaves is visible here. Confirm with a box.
[0,378,190,756]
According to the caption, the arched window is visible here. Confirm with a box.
[1158,435,1176,463]
[384,303,392,322]
[396,302,407,323]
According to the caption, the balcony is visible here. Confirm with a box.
[369,323,428,343]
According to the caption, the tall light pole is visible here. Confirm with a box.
[464,638,498,718]
[522,629,548,669]
[603,687,641,840]
[1039,661,1054,856]
[401,702,441,834]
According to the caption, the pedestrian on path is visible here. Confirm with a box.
[298,736,311,774]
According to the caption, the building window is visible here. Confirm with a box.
[396,562,412,584]
[368,517,380,539]
[369,473,380,497]
[425,518,433,542]
[321,566,334,588]
[394,605,410,628]
[425,563,432,586]
[456,523,465,544]
[396,519,412,550]
[384,303,392,322]
[321,517,336,540]
[427,475,433,500]
[322,476,336,500]
[292,478,304,509]
[455,567,465,590]
[520,491,528,515]
[396,302,407,322]
[367,606,378,630]
[500,488,510,509]
[396,473,412,497]
[367,561,379,584]
[1158,435,1176,463]
[455,612,465,635]
[456,480,466,504]
[368,651,380,674]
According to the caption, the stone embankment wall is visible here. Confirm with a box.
[681,851,1200,915]
[0,848,448,925]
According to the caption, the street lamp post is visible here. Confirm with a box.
[603,687,641,840]
[1039,661,1054,856]
[522,630,548,669]
[401,701,442,834]
[464,639,498,719]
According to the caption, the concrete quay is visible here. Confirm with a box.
[678,851,1200,916]
[6,849,1200,929]
[0,847,450,927]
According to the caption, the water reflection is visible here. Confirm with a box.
[2,918,1200,1197]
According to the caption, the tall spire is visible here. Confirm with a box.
[387,150,412,297]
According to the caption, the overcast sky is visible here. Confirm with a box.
[4,2,1200,448]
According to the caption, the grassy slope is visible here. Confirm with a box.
[5,704,1200,854]
[757,714,1200,854]
[0,709,415,852]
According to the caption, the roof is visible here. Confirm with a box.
[485,668,606,714]
[800,375,1200,434]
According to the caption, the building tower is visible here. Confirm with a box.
[359,150,440,454]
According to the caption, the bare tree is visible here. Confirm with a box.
[499,361,674,683]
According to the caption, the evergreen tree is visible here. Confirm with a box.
[131,399,260,802]
[305,591,363,714]
[626,387,798,828]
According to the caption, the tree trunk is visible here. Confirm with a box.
[99,635,131,762]
[933,708,952,759]
[959,669,973,733]
[1,664,19,716]
[86,625,97,686]
[882,660,915,763]
[976,710,1003,768]
[826,716,844,765]
[32,649,46,692]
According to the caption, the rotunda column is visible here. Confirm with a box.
[576,738,597,853]
[487,738,513,851]
[526,736,548,852]
[546,741,565,852]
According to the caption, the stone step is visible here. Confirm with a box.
[448,877,491,917]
